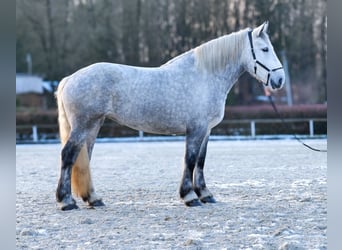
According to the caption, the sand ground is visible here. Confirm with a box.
[16,139,327,249]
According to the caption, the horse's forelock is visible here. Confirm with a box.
[194,29,246,73]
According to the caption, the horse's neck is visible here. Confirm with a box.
[221,61,245,94]
[161,44,245,96]
[192,30,247,94]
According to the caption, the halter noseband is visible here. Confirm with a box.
[247,30,283,87]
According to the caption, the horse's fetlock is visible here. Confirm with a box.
[197,188,216,203]
[179,185,192,199]
[88,199,105,207]
[182,190,198,202]
[194,187,202,197]
[57,194,78,210]
[56,184,69,203]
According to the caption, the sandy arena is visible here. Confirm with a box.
[16,139,327,249]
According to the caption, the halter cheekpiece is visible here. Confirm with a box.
[247,29,283,87]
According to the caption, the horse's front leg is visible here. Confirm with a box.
[193,134,216,203]
[179,127,208,206]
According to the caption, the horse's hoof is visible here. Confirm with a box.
[200,196,216,204]
[61,203,79,211]
[185,199,202,207]
[88,199,105,207]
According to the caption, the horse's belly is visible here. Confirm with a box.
[107,112,187,135]
[132,123,186,135]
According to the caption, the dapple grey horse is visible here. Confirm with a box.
[56,21,285,210]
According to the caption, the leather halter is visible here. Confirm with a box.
[247,30,283,86]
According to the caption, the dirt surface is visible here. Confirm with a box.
[16,139,327,249]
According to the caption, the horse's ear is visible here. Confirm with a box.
[255,21,269,37]
[263,21,269,33]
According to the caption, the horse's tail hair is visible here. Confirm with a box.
[56,77,93,200]
[56,77,71,147]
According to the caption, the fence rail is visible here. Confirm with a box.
[16,117,327,143]
[218,118,326,137]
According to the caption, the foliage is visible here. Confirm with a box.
[16,0,327,104]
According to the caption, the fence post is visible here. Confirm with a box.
[32,125,38,142]
[309,120,314,137]
[250,120,256,138]
[139,130,144,140]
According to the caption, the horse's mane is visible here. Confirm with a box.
[194,29,247,73]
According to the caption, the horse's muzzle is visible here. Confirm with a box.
[270,77,284,90]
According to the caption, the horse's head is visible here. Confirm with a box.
[244,21,285,91]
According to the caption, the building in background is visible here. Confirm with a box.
[16,74,57,110]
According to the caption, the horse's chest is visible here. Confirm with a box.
[208,109,224,129]
[206,98,225,129]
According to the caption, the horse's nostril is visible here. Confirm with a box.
[270,78,282,89]
[278,77,283,86]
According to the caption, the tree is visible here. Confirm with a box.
[16,0,327,105]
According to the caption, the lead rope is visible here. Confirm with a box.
[248,28,326,152]
[267,94,327,152]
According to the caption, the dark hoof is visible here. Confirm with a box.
[200,196,216,204]
[185,199,202,207]
[61,203,79,211]
[88,199,105,207]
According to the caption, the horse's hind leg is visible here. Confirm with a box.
[193,134,215,203]
[71,144,104,207]
[56,132,86,210]
[72,122,104,207]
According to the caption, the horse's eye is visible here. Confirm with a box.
[262,47,269,52]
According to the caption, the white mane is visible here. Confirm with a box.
[194,29,247,73]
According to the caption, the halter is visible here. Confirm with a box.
[247,30,283,87]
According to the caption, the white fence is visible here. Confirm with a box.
[16,118,327,143]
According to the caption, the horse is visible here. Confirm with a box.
[56,21,285,210]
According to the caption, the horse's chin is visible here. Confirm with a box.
[257,81,281,93]
[265,84,280,92]
[254,76,283,92]
[268,82,284,92]
[255,78,273,91]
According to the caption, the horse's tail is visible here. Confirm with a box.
[56,77,93,201]
[56,77,71,147]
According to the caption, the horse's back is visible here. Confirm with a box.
[58,58,225,135]
[58,62,189,134]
